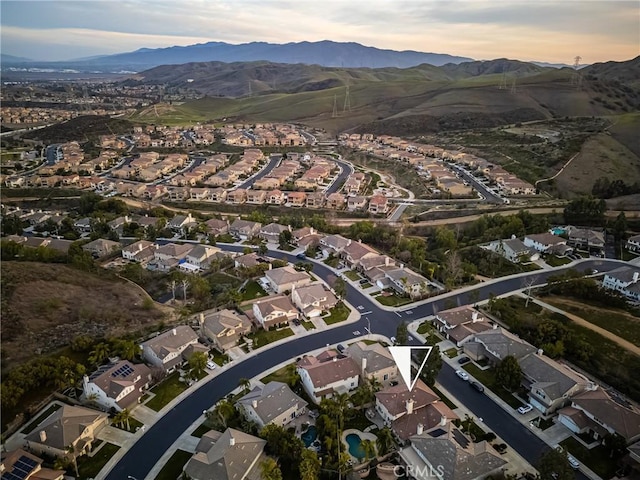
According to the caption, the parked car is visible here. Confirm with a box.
[296,253,306,259]
[567,455,580,470]
[206,361,217,370]
[457,356,471,365]
[390,336,397,345]
[455,370,469,381]
[337,344,346,353]
[517,404,533,414]
[469,381,484,392]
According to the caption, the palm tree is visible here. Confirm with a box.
[119,408,132,431]
[238,377,251,393]
[65,444,79,477]
[259,457,282,480]
[361,439,376,461]
[376,427,394,457]
[285,363,300,387]
[215,400,235,428]
[88,342,110,366]
[299,450,321,480]
[115,340,141,361]
[53,456,71,473]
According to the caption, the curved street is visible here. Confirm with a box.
[105,249,622,480]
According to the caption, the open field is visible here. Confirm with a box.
[0,261,170,368]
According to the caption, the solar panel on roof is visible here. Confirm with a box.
[452,429,470,449]
[111,364,134,378]
[2,456,38,480]
[428,428,447,438]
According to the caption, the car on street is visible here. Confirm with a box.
[567,455,580,470]
[296,253,306,259]
[457,356,471,365]
[206,361,216,370]
[455,370,469,381]
[390,336,397,344]
[469,381,484,392]
[517,404,533,414]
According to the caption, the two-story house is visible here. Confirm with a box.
[140,326,200,371]
[199,310,252,352]
[291,282,338,318]
[602,266,640,300]
[347,341,398,387]
[122,240,156,263]
[252,295,299,328]
[82,360,152,411]
[229,219,262,240]
[264,266,312,294]
[524,233,572,256]
[297,350,360,404]
[236,381,307,429]
[434,305,493,347]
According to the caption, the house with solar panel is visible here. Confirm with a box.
[23,405,107,460]
[0,448,64,480]
[82,360,152,412]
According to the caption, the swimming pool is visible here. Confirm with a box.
[301,426,317,447]
[550,227,566,235]
[345,433,366,460]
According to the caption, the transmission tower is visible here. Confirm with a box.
[82,85,92,114]
[570,55,582,88]
[332,94,338,118]
[248,80,252,96]
[510,77,517,94]
[343,84,351,113]
[498,71,507,90]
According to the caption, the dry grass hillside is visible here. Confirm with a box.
[1,262,170,367]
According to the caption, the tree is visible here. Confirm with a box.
[395,322,408,345]
[238,377,251,393]
[537,447,575,480]
[495,355,522,392]
[416,345,442,387]
[361,438,377,461]
[285,363,300,387]
[258,243,268,255]
[88,342,111,366]
[189,352,208,379]
[112,339,140,361]
[603,433,628,459]
[214,400,236,428]
[333,276,347,300]
[376,427,394,456]
[181,278,190,301]
[278,230,292,249]
[259,457,282,480]
[444,250,463,287]
[119,408,132,431]
[65,444,79,477]
[299,450,321,480]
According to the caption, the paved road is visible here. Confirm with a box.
[106,250,619,480]
[326,156,354,195]
[236,154,281,189]
[451,165,504,204]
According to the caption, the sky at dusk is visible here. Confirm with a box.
[1,0,638,64]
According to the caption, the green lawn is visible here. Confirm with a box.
[324,302,351,325]
[360,282,373,289]
[111,416,144,433]
[345,270,362,281]
[210,349,229,366]
[241,280,267,301]
[417,321,435,335]
[260,362,295,384]
[301,320,315,330]
[431,385,458,410]
[344,410,375,431]
[246,327,294,349]
[532,416,555,430]
[544,255,572,267]
[21,403,62,434]
[324,256,340,268]
[444,348,459,359]
[146,372,189,412]
[191,422,211,438]
[462,364,525,409]
[560,437,618,479]
[76,442,120,480]
[375,293,412,307]
[216,233,236,243]
[206,271,241,287]
[154,449,193,480]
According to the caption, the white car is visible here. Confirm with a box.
[455,370,469,381]
[390,336,397,344]
[567,455,580,470]
[517,404,533,414]
[206,361,216,370]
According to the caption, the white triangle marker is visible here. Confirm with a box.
[389,346,433,392]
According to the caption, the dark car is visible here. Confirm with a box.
[469,381,484,393]
[337,344,346,353]
[457,356,471,365]
[296,253,306,259]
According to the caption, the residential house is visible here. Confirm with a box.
[320,234,351,254]
[237,382,307,428]
[205,218,229,236]
[253,295,299,328]
[168,213,198,234]
[246,189,267,205]
[347,341,398,387]
[183,428,267,480]
[264,266,312,294]
[602,266,640,301]
[567,227,605,254]
[198,310,252,352]
[524,233,572,256]
[400,423,507,480]
[384,266,430,299]
[626,234,640,253]
[81,238,121,258]
[347,196,368,211]
[226,189,248,204]
[189,188,210,201]
[24,405,107,459]
[291,282,338,318]
[151,243,193,271]
[287,191,307,207]
[297,350,360,404]
[375,379,458,443]
[434,306,493,347]
[234,252,264,269]
[140,325,200,371]
[121,240,155,263]
[558,387,640,444]
[306,191,325,209]
[82,360,152,411]
[229,219,261,240]
[326,192,346,209]
[462,327,536,364]
[340,240,379,269]
[74,217,92,233]
[259,223,290,244]
[518,350,590,414]
[368,195,390,214]
[0,449,64,480]
[266,189,285,205]
[182,244,222,271]
[208,188,228,203]
[486,238,539,263]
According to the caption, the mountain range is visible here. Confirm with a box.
[2,40,475,72]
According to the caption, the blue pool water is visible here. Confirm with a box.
[346,433,366,460]
[301,426,317,447]
[551,227,566,235]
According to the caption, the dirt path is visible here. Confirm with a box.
[530,296,640,356]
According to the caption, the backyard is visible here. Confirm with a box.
[21,403,62,434]
[560,436,618,479]
[146,372,188,412]
[240,280,267,301]
[76,443,120,480]
[323,302,351,325]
